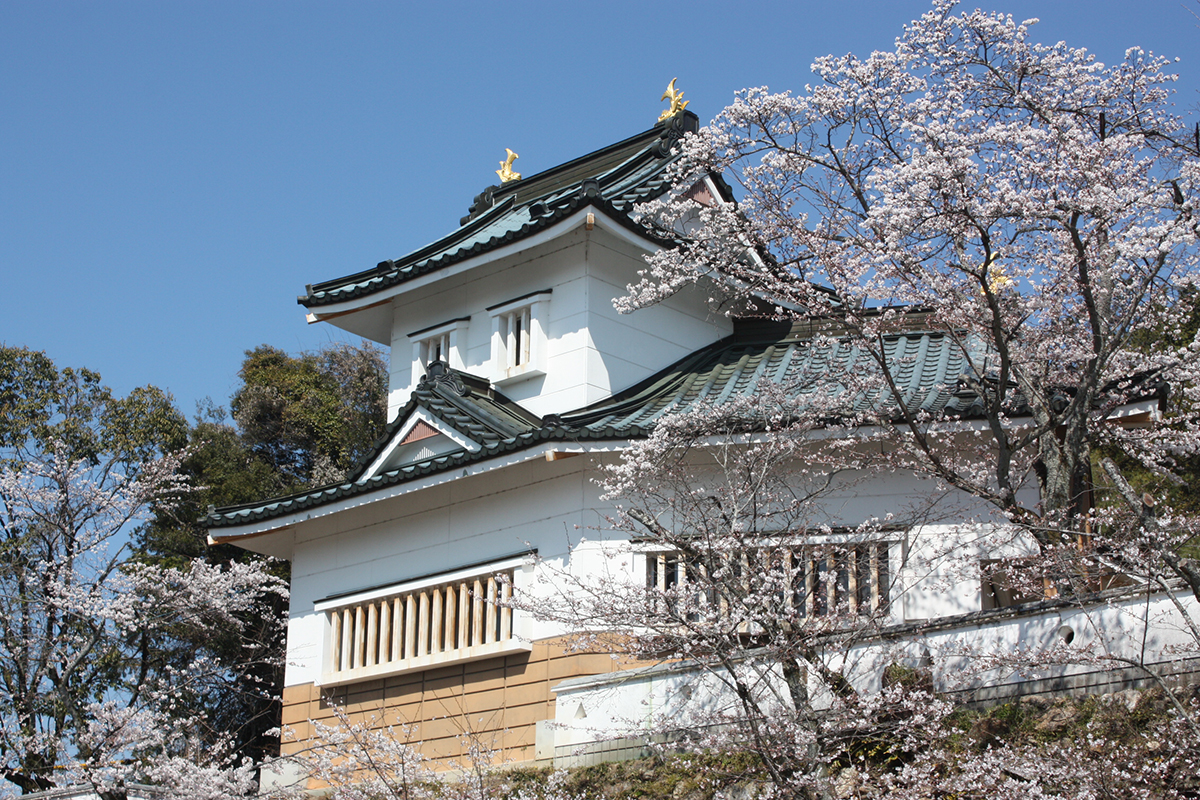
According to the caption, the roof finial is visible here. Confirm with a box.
[496,148,521,183]
[658,78,689,122]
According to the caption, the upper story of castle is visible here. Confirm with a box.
[297,107,735,420]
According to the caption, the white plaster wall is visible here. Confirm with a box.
[386,232,590,419]
[584,231,732,393]
[551,589,1200,751]
[282,445,1035,689]
[284,454,615,686]
[383,226,730,422]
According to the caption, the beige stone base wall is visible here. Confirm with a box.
[280,638,623,771]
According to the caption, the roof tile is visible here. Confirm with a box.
[206,324,984,530]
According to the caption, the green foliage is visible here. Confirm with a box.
[0,346,192,791]
[0,345,187,467]
[134,407,293,765]
[0,341,386,784]
[138,339,388,765]
[231,342,387,489]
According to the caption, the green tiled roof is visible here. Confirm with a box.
[299,112,709,309]
[561,323,982,435]
[204,320,982,530]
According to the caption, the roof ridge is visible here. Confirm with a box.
[483,111,698,209]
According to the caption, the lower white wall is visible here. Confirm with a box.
[549,588,1200,750]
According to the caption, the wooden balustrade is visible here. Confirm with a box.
[323,567,525,685]
[646,542,892,621]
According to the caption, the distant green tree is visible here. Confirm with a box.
[138,339,388,767]
[231,342,389,490]
[0,346,188,469]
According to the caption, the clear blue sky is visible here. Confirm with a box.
[3,0,1199,417]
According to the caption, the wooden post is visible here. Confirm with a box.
[379,599,391,664]
[805,555,816,617]
[330,611,342,673]
[500,574,513,641]
[847,549,858,615]
[431,588,443,653]
[391,597,403,662]
[404,595,416,660]
[458,581,470,649]
[353,606,366,669]
[418,591,430,657]
[445,584,458,650]
[870,544,880,612]
[366,602,379,667]
[485,577,498,644]
[472,578,484,647]
[341,609,353,671]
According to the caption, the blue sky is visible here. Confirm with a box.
[3,0,1199,417]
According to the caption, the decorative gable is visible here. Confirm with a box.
[352,360,545,484]
[359,407,481,481]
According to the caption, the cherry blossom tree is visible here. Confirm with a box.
[526,3,1200,797]
[636,0,1200,552]
[527,389,943,797]
[0,346,286,797]
[269,704,579,800]
[631,0,1200,636]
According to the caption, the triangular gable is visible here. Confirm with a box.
[359,406,482,482]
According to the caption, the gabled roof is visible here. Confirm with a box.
[205,320,981,532]
[357,361,543,480]
[299,111,717,309]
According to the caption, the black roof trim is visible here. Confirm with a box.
[301,196,518,304]
[479,111,698,214]
[300,196,680,308]
[407,317,472,339]
[486,288,552,313]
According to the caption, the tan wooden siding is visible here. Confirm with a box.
[282,638,627,774]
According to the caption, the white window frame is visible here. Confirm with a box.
[409,318,469,382]
[488,292,550,386]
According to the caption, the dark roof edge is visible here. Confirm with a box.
[300,196,519,304]
[300,196,679,308]
[204,426,637,531]
[299,112,701,309]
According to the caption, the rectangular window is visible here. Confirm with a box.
[408,318,469,385]
[496,306,531,369]
[645,542,891,622]
[488,291,550,385]
[316,558,530,686]
[419,331,450,367]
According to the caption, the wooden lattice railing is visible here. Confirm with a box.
[646,542,892,620]
[320,566,528,685]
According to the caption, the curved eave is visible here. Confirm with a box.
[301,201,676,329]
[205,432,633,544]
